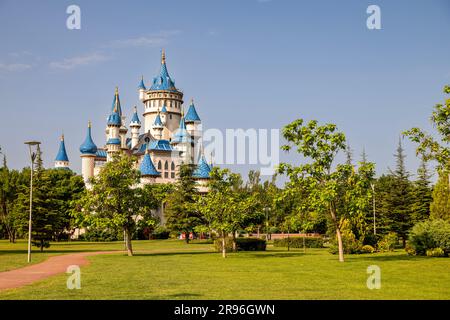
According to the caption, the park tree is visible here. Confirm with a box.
[404,85,450,215]
[430,172,450,220]
[410,157,432,223]
[278,119,374,262]
[75,153,155,256]
[165,163,203,243]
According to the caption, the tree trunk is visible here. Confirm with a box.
[402,237,406,248]
[330,203,344,262]
[123,230,127,250]
[221,231,227,258]
[232,232,237,252]
[185,233,190,244]
[124,228,133,256]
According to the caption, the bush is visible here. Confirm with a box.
[151,226,170,239]
[405,244,416,256]
[377,232,398,252]
[273,237,324,249]
[361,245,375,254]
[408,219,450,256]
[362,233,380,247]
[214,237,266,252]
[329,230,362,254]
[79,227,120,242]
[426,247,446,257]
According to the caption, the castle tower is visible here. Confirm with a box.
[152,108,164,140]
[80,121,98,183]
[130,106,141,149]
[139,149,161,184]
[184,98,202,156]
[138,75,146,101]
[192,147,212,194]
[171,111,193,164]
[141,49,184,136]
[54,134,70,169]
[106,87,122,161]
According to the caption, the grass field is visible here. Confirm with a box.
[1,239,449,299]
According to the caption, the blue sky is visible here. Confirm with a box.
[1,0,450,181]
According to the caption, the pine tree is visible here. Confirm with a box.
[430,171,450,221]
[384,139,414,247]
[410,157,432,223]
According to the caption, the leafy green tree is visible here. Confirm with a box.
[278,119,374,262]
[75,153,156,256]
[165,164,203,243]
[404,85,450,215]
[430,172,450,220]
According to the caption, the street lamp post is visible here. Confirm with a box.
[370,183,376,235]
[24,141,40,263]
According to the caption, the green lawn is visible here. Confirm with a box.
[0,239,449,299]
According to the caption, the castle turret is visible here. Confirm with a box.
[138,75,146,101]
[142,49,184,136]
[139,149,161,184]
[152,108,164,140]
[184,98,202,152]
[171,111,193,163]
[192,148,211,193]
[54,134,70,169]
[106,87,122,161]
[80,121,98,183]
[130,106,141,149]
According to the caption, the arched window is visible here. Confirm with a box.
[164,161,169,170]
[171,162,175,170]
[158,160,162,170]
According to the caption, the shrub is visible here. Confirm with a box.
[273,237,324,249]
[362,233,380,247]
[405,244,416,256]
[329,230,362,254]
[80,228,119,242]
[214,237,266,252]
[426,247,445,257]
[361,245,375,254]
[408,219,450,256]
[151,226,170,239]
[377,232,398,252]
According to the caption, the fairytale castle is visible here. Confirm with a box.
[54,50,212,192]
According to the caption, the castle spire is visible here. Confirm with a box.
[161,48,166,64]
[55,133,70,169]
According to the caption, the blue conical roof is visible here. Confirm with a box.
[185,100,201,122]
[107,87,122,126]
[140,152,161,176]
[130,107,141,125]
[193,155,211,179]
[80,122,98,155]
[153,113,163,127]
[149,50,177,92]
[161,105,167,113]
[138,76,146,90]
[172,116,192,144]
[55,135,69,162]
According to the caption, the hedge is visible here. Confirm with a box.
[273,237,324,248]
[214,237,266,252]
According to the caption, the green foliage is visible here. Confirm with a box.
[78,227,120,242]
[329,224,362,254]
[273,237,324,248]
[214,237,266,252]
[410,158,432,223]
[165,164,203,243]
[426,247,446,257]
[151,226,170,239]
[361,245,375,253]
[408,219,450,256]
[377,232,399,252]
[430,172,450,221]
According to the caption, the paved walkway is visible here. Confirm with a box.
[0,251,122,291]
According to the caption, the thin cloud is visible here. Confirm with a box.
[49,52,110,70]
[0,63,32,72]
[106,30,181,48]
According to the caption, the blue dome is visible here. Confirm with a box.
[107,138,121,145]
[185,101,201,122]
[55,136,69,162]
[193,155,211,179]
[80,124,98,155]
[130,107,141,125]
[140,152,160,176]
[107,112,121,126]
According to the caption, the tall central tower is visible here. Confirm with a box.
[139,50,183,139]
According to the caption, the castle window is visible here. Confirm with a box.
[164,172,169,178]
[171,172,175,179]
[171,162,175,171]
[164,161,168,170]
[170,114,172,119]
[158,160,162,170]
